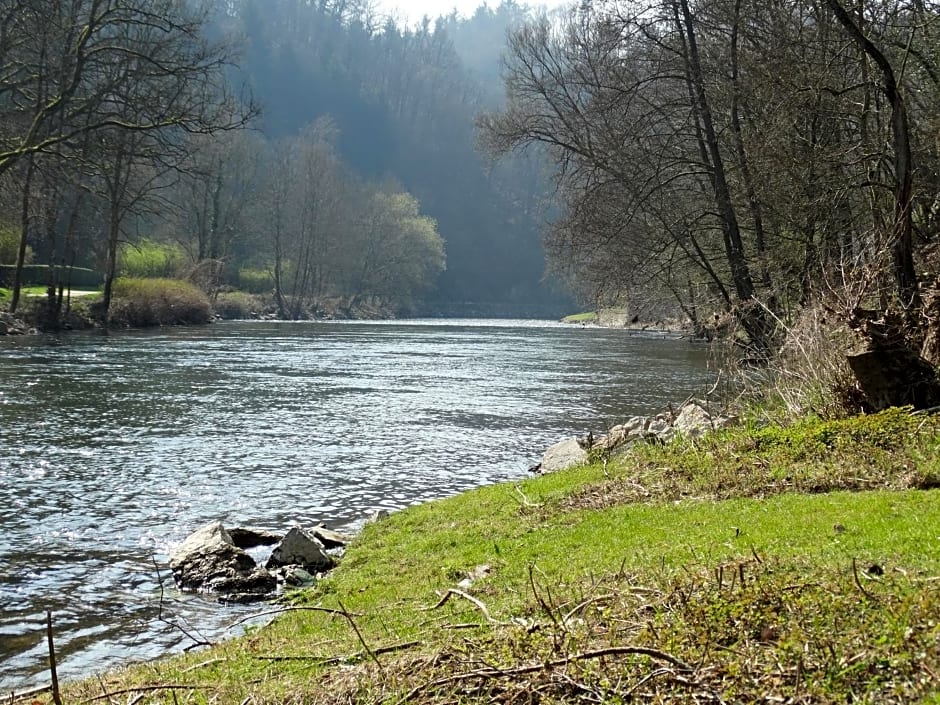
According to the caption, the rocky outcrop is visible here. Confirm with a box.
[0,312,35,336]
[169,521,276,600]
[534,399,738,474]
[170,521,346,602]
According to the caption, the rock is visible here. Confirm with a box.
[540,437,589,473]
[206,567,276,600]
[281,566,317,587]
[646,417,672,438]
[170,521,274,596]
[673,400,713,438]
[266,526,335,572]
[228,526,283,549]
[310,524,351,549]
[596,416,648,453]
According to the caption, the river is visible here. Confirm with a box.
[0,319,713,691]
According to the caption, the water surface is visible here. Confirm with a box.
[0,319,713,690]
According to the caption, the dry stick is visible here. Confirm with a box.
[127,696,146,705]
[397,645,695,703]
[46,611,63,705]
[528,565,562,632]
[8,684,51,703]
[78,684,210,703]
[151,557,212,649]
[256,640,421,665]
[95,674,116,705]
[852,558,877,600]
[422,589,500,624]
[337,600,383,673]
[561,593,615,626]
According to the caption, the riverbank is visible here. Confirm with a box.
[53,407,940,704]
[562,308,692,335]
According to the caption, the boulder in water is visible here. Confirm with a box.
[169,521,276,598]
[266,526,335,573]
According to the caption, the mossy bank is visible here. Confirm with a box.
[57,408,940,704]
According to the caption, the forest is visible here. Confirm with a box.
[0,0,560,324]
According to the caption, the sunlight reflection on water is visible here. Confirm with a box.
[0,319,713,690]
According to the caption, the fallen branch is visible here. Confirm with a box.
[338,600,383,673]
[397,645,695,703]
[8,684,51,703]
[79,684,212,703]
[256,640,421,666]
[152,557,213,649]
[421,589,500,624]
[561,593,615,626]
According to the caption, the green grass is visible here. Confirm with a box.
[1,285,100,300]
[64,409,940,704]
[561,311,597,323]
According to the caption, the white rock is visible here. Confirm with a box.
[540,437,589,473]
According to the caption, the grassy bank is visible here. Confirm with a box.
[62,409,940,704]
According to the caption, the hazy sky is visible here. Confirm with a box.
[375,1,559,25]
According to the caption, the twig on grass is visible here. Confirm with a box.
[338,600,383,673]
[78,684,211,703]
[852,558,877,600]
[528,565,562,632]
[8,684,52,703]
[152,557,213,649]
[255,640,421,666]
[562,593,615,626]
[421,589,501,625]
[396,645,695,703]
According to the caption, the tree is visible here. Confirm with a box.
[2,0,255,318]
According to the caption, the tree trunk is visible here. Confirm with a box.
[825,0,920,319]
[10,157,35,314]
[676,0,769,351]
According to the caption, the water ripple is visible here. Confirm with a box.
[0,320,713,690]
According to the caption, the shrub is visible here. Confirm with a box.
[119,239,187,278]
[237,267,273,294]
[213,291,262,320]
[110,277,211,327]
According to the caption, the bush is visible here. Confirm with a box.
[119,239,187,278]
[213,291,262,320]
[237,267,273,294]
[110,277,211,327]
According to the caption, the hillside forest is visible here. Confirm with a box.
[4,0,940,404]
[0,0,563,323]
